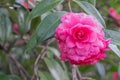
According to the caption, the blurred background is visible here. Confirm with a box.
[0,0,120,80]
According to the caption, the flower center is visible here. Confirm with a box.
[77,30,85,39]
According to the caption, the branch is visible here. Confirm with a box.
[0,38,20,53]
[71,65,77,80]
[67,0,72,12]
[0,37,31,80]
[76,67,82,80]
[8,54,31,80]
[31,38,55,80]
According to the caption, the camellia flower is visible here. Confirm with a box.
[55,13,110,65]
[108,8,120,20]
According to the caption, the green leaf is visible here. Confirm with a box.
[96,63,106,79]
[37,11,65,41]
[7,8,18,24]
[105,29,120,57]
[38,71,55,80]
[0,0,15,6]
[44,58,70,80]
[104,29,120,45]
[73,0,106,28]
[48,47,60,58]
[25,36,37,53]
[118,63,120,76]
[109,44,120,58]
[29,0,64,20]
[88,0,96,6]
[17,8,30,35]
[48,47,68,72]
[31,16,41,31]
[79,0,96,6]
[0,8,9,16]
[0,74,21,80]
[25,11,66,52]
[0,8,12,42]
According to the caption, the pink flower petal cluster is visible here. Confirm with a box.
[13,24,19,31]
[112,72,120,80]
[55,13,110,65]
[108,8,120,20]
[22,0,36,9]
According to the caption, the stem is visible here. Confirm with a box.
[72,65,77,80]
[67,0,72,12]
[8,54,30,80]
[31,38,55,80]
[33,46,48,80]
[76,68,82,80]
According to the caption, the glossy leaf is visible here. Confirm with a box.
[88,0,96,6]
[79,0,96,6]
[29,0,64,20]
[25,11,66,52]
[105,29,120,45]
[118,63,120,76]
[0,8,12,42]
[17,8,30,34]
[109,44,120,58]
[37,11,66,41]
[38,71,55,80]
[96,63,106,79]
[31,16,41,31]
[73,0,106,28]
[0,0,15,6]
[25,36,37,53]
[7,8,18,24]
[48,47,60,58]
[44,58,70,80]
[48,47,68,73]
[0,74,21,80]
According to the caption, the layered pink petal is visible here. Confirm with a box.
[55,12,110,65]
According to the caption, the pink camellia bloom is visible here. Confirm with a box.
[13,24,19,31]
[108,8,120,20]
[112,72,119,80]
[55,13,110,65]
[22,0,36,9]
